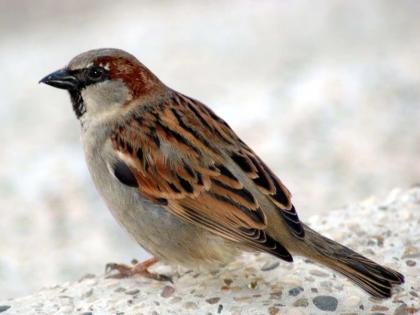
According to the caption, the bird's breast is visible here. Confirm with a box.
[79,126,239,268]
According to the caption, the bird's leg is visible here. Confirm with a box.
[105,257,172,282]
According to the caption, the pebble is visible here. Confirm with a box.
[261,261,280,271]
[313,296,338,312]
[320,280,333,289]
[405,259,416,267]
[343,295,360,307]
[160,286,175,298]
[114,287,126,293]
[293,298,309,307]
[309,269,330,278]
[248,280,258,289]
[371,305,389,312]
[205,297,220,304]
[270,291,283,299]
[402,246,420,259]
[125,289,140,295]
[223,278,233,286]
[217,304,223,313]
[288,287,304,296]
[183,301,198,310]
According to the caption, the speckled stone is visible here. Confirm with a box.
[293,298,309,307]
[1,188,418,315]
[160,286,175,298]
[289,287,304,296]
[313,295,338,312]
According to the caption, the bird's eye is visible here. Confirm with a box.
[87,66,105,81]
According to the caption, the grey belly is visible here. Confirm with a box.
[85,152,238,268]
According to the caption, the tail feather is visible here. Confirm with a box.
[297,224,404,298]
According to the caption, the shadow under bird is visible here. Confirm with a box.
[40,48,404,298]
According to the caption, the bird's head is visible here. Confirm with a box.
[40,48,163,120]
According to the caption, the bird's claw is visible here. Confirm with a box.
[105,259,172,282]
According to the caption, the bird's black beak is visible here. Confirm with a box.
[39,68,79,90]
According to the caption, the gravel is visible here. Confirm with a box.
[1,188,419,314]
[312,295,338,312]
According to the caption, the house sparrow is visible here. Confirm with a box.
[40,48,404,298]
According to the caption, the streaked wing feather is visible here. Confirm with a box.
[110,93,301,260]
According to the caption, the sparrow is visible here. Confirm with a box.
[40,48,404,298]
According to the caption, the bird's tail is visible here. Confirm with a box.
[294,224,404,298]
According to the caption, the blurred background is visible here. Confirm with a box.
[0,0,419,298]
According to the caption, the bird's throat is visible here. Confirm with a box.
[69,90,86,119]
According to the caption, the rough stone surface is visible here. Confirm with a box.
[1,188,419,314]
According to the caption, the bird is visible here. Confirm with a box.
[40,48,404,298]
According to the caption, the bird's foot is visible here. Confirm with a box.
[105,257,172,282]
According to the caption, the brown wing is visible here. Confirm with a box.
[110,93,303,261]
[169,93,304,238]
[168,94,303,238]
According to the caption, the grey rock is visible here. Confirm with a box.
[312,296,338,312]
[261,261,280,271]
[288,287,304,296]
[206,297,220,304]
[405,260,416,267]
